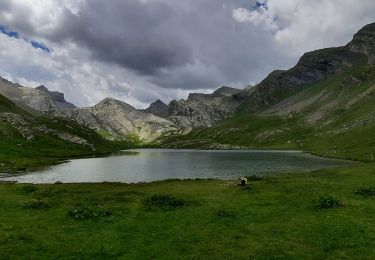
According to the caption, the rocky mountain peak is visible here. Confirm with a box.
[212,86,241,97]
[347,22,375,64]
[94,97,135,112]
[36,85,49,92]
[144,99,169,118]
[36,85,76,109]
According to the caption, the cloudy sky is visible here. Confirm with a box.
[0,0,374,108]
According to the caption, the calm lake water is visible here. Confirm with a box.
[2,149,352,184]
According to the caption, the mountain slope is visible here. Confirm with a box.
[0,78,61,114]
[0,79,178,143]
[167,86,241,129]
[0,94,28,114]
[0,94,128,172]
[36,85,76,109]
[66,98,177,142]
[143,99,169,118]
[161,22,375,162]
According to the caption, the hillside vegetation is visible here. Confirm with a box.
[0,94,132,172]
[161,24,375,162]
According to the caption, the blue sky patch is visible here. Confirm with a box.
[255,1,268,10]
[0,25,19,38]
[31,41,51,53]
[0,25,51,53]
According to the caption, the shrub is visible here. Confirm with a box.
[216,209,236,218]
[68,203,112,220]
[35,188,63,197]
[245,175,263,181]
[19,185,38,194]
[316,197,343,209]
[354,187,375,197]
[22,199,50,210]
[144,194,187,210]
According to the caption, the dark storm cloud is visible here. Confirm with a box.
[53,0,194,75]
[2,0,374,101]
[0,0,274,89]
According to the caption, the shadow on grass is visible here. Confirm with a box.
[144,194,189,211]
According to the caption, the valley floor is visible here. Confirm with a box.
[1,164,375,259]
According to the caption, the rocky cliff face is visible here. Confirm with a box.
[167,86,241,129]
[237,47,363,112]
[0,78,60,114]
[347,23,375,65]
[143,99,169,118]
[66,98,177,142]
[0,79,178,142]
[36,85,76,110]
[236,23,375,112]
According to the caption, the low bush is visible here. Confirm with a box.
[245,175,263,181]
[68,203,112,220]
[316,197,343,209]
[35,188,63,197]
[354,187,375,197]
[19,185,38,194]
[144,194,187,210]
[216,209,236,218]
[22,199,50,210]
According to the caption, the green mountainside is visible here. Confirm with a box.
[0,94,131,172]
[1,23,375,171]
[161,23,375,162]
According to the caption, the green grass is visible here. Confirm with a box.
[0,94,136,172]
[0,94,28,114]
[161,60,375,162]
[1,164,375,258]
[0,119,132,172]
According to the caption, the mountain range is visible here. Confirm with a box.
[1,22,375,165]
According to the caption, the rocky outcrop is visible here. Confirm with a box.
[0,112,94,149]
[167,86,241,129]
[0,78,59,114]
[143,99,169,118]
[211,86,241,97]
[237,47,363,112]
[66,98,178,142]
[36,85,76,109]
[236,23,375,112]
[346,23,375,65]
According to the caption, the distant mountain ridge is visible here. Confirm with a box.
[161,22,375,162]
[36,85,76,109]
[1,22,375,147]
[0,75,245,141]
[143,99,169,118]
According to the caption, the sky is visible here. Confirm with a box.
[0,0,374,108]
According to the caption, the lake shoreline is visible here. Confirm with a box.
[1,149,357,184]
[1,163,375,258]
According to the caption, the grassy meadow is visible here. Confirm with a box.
[1,164,375,259]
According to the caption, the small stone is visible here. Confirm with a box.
[237,177,248,186]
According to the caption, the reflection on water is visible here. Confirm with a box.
[2,149,353,184]
[110,150,140,156]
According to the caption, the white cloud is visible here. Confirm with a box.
[0,32,187,108]
[232,7,278,30]
[0,0,374,109]
[233,0,375,57]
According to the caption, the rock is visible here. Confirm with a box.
[346,22,375,65]
[236,23,375,112]
[168,86,241,129]
[36,85,76,109]
[0,78,61,115]
[143,99,169,118]
[237,177,248,186]
[65,98,178,142]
